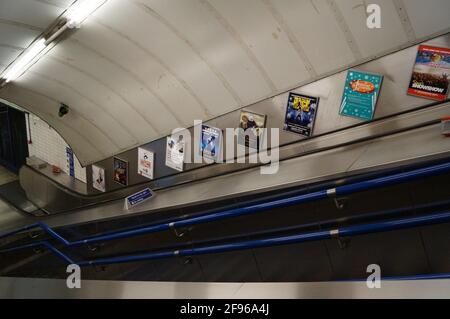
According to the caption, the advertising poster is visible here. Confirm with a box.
[407,45,450,101]
[92,165,106,193]
[200,124,222,161]
[113,157,128,186]
[165,135,185,172]
[283,93,319,137]
[138,147,154,180]
[340,70,383,121]
[238,110,267,150]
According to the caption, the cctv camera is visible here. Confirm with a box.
[59,103,69,118]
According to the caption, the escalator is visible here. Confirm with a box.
[0,99,449,284]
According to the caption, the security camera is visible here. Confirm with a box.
[59,103,69,118]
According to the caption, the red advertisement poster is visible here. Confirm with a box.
[407,45,450,101]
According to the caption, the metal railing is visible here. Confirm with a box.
[0,161,450,267]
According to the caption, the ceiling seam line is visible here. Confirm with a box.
[31,0,71,9]
[3,86,105,159]
[261,0,317,78]
[0,18,45,32]
[49,52,161,136]
[198,0,278,94]
[0,43,25,51]
[325,0,363,60]
[46,54,158,139]
[24,69,122,150]
[67,36,185,128]
[27,59,138,147]
[392,0,417,43]
[93,19,214,119]
[131,0,244,107]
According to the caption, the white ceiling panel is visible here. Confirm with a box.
[0,0,449,166]
[0,46,20,67]
[97,0,238,117]
[208,0,310,91]
[141,0,274,106]
[28,54,141,147]
[0,23,40,49]
[334,0,409,57]
[267,0,356,74]
[402,0,450,39]
[0,0,64,29]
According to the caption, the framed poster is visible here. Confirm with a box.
[165,135,185,172]
[407,45,450,101]
[138,147,154,180]
[200,124,222,161]
[92,165,105,193]
[340,70,383,121]
[283,93,319,137]
[238,110,267,150]
[113,157,128,186]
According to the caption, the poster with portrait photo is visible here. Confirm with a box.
[284,93,319,137]
[138,147,154,180]
[92,165,106,193]
[165,135,185,172]
[238,110,267,150]
[113,157,128,186]
[200,124,222,162]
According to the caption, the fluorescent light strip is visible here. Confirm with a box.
[0,0,107,84]
[66,0,107,28]
[1,39,47,83]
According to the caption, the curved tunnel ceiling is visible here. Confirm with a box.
[0,0,450,166]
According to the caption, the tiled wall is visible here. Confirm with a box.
[26,113,87,183]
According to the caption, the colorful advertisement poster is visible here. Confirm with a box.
[165,135,185,172]
[340,70,383,121]
[138,147,154,180]
[200,124,222,161]
[407,45,450,101]
[283,93,319,137]
[113,157,128,186]
[238,110,267,150]
[92,165,105,193]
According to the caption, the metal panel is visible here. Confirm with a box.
[3,276,450,298]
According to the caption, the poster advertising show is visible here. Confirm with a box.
[284,93,319,137]
[138,147,154,180]
[340,70,383,121]
[92,165,106,193]
[238,110,267,150]
[200,124,222,161]
[113,157,128,186]
[407,45,450,101]
[165,134,185,172]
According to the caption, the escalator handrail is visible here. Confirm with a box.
[1,161,450,251]
[3,208,450,268]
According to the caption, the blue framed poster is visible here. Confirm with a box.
[340,70,383,121]
[200,124,222,162]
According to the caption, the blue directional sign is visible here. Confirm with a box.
[125,188,154,209]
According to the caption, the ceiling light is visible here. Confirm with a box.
[0,39,47,83]
[66,0,107,29]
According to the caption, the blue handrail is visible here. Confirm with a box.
[1,161,450,252]
[4,209,450,267]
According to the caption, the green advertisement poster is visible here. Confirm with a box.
[340,70,383,121]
